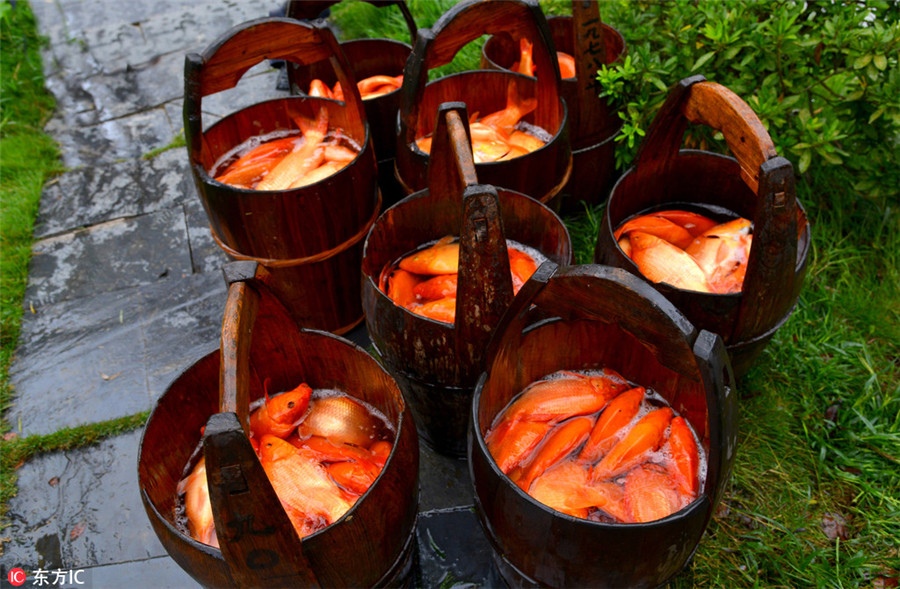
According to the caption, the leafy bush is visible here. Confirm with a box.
[586,0,900,206]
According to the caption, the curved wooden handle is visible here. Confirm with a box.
[681,82,777,194]
[485,264,701,377]
[219,264,261,436]
[400,0,561,143]
[184,18,367,161]
[426,102,478,201]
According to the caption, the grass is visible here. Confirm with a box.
[0,1,897,586]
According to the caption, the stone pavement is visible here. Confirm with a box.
[1,1,497,586]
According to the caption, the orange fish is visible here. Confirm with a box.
[326,460,381,495]
[646,210,719,237]
[214,135,300,188]
[308,79,335,99]
[411,297,457,324]
[398,236,459,275]
[495,370,630,427]
[666,416,700,496]
[176,457,218,547]
[368,441,393,468]
[508,247,537,293]
[259,435,354,538]
[557,51,576,79]
[592,407,673,480]
[256,106,329,191]
[357,74,403,98]
[615,216,695,250]
[629,231,713,293]
[623,462,689,523]
[297,395,382,447]
[487,420,552,474]
[510,415,594,492]
[386,268,421,308]
[413,274,458,301]
[529,460,626,520]
[513,37,536,76]
[579,386,645,463]
[685,217,752,294]
[479,80,537,134]
[249,381,313,440]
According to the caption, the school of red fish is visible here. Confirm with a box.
[380,236,538,324]
[511,37,577,80]
[414,80,547,163]
[211,106,359,191]
[485,369,702,523]
[308,73,404,101]
[177,382,393,546]
[615,210,753,294]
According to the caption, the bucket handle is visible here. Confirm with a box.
[424,102,517,368]
[286,0,418,45]
[202,262,320,587]
[629,76,801,341]
[399,0,562,146]
[184,17,367,165]
[693,330,737,517]
[485,262,704,386]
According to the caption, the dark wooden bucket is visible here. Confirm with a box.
[481,2,626,212]
[138,262,419,588]
[469,263,737,588]
[594,76,811,379]
[394,0,572,210]
[184,17,379,333]
[285,0,417,208]
[362,102,573,457]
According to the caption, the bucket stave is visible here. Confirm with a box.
[594,75,811,378]
[363,102,572,456]
[469,263,737,588]
[394,0,572,210]
[138,262,419,588]
[481,2,627,212]
[184,17,379,333]
[285,0,417,207]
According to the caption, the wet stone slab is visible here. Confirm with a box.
[414,507,501,588]
[9,270,226,436]
[43,106,179,169]
[0,431,168,572]
[25,207,193,308]
[35,148,193,240]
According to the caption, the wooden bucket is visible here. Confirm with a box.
[285,0,417,208]
[594,76,811,379]
[481,2,627,212]
[138,262,419,588]
[362,102,573,457]
[469,263,737,588]
[184,17,379,333]
[394,0,572,210]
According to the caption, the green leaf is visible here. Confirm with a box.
[853,54,872,69]
[798,150,812,174]
[691,51,716,72]
[724,45,742,60]
[873,54,887,71]
[868,107,885,124]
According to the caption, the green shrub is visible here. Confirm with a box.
[588,0,900,207]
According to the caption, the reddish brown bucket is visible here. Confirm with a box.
[469,263,737,588]
[285,0,417,207]
[394,0,572,211]
[184,17,379,333]
[363,102,572,456]
[594,76,811,378]
[138,262,418,588]
[481,2,626,212]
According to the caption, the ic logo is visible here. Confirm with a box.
[7,567,26,587]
